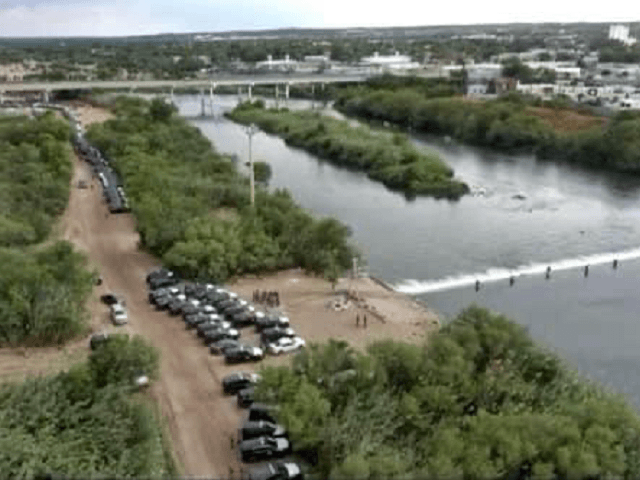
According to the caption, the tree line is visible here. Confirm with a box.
[0,113,95,346]
[334,82,640,172]
[0,334,173,478]
[256,306,640,480]
[226,100,469,199]
[86,97,358,283]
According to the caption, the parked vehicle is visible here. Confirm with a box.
[205,290,231,304]
[196,318,230,336]
[149,275,178,290]
[261,327,296,344]
[216,300,241,314]
[222,372,261,395]
[89,332,110,350]
[180,300,202,318]
[248,404,280,423]
[198,304,217,314]
[224,302,255,319]
[224,345,264,364]
[239,421,287,442]
[243,461,304,480]
[267,336,306,356]
[146,268,174,284]
[110,303,128,325]
[237,387,255,408]
[230,310,257,328]
[100,293,119,305]
[239,436,290,463]
[149,287,179,305]
[168,297,190,316]
[155,294,173,310]
[255,315,290,332]
[210,338,242,355]
[188,313,224,330]
[203,328,240,345]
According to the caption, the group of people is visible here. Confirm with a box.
[355,313,367,328]
[475,259,620,291]
[253,290,280,307]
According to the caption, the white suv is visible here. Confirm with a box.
[110,303,128,325]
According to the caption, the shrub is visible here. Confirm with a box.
[89,334,160,388]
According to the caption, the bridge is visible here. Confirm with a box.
[0,73,368,93]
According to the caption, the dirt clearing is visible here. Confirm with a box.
[525,106,606,133]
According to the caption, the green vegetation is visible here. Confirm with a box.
[257,306,640,479]
[0,113,72,246]
[0,113,95,346]
[0,334,172,479]
[87,97,357,282]
[336,84,640,172]
[227,101,469,199]
[0,242,94,346]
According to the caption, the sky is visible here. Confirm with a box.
[0,0,639,37]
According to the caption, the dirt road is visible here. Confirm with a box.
[1,103,439,477]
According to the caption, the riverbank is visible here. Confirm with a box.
[334,86,640,173]
[226,100,469,199]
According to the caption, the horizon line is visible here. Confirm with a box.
[1,20,640,40]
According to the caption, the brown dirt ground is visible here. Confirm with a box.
[525,106,606,133]
[0,103,440,478]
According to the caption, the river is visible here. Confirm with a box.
[177,94,640,408]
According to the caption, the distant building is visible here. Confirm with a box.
[360,52,420,71]
[256,54,298,71]
[0,63,24,82]
[609,25,637,46]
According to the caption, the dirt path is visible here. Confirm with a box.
[1,103,440,477]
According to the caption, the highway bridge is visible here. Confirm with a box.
[0,73,369,94]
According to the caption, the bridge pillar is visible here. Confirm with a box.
[0,90,4,105]
[200,88,206,116]
[170,86,175,105]
[248,82,253,100]
[311,84,315,110]
[285,83,290,103]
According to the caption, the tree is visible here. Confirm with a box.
[149,97,177,122]
[253,161,272,184]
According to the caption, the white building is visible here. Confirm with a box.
[256,54,298,71]
[360,52,420,71]
[609,25,637,46]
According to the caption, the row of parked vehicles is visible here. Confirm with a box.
[223,374,303,478]
[147,268,305,479]
[71,128,131,214]
[146,268,306,362]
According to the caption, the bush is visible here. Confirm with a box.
[0,338,169,478]
[89,334,160,388]
[256,306,640,479]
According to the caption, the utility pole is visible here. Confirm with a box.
[245,123,258,206]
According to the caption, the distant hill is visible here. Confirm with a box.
[0,22,638,46]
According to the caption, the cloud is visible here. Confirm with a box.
[0,2,174,36]
[0,0,639,37]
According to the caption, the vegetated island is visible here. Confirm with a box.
[256,305,640,480]
[226,100,469,200]
[87,96,358,283]
[334,76,640,173]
